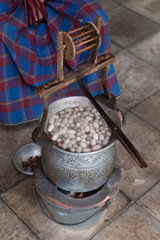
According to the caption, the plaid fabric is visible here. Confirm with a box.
[0,0,120,125]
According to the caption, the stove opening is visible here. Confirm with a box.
[57,184,104,198]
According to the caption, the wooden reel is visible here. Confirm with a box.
[57,17,102,81]
[36,16,116,100]
[63,21,101,61]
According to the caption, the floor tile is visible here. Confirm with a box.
[138,182,160,222]
[114,0,130,4]
[127,31,160,71]
[114,51,160,109]
[0,121,38,193]
[92,203,160,240]
[110,41,122,55]
[99,0,119,11]
[115,112,160,199]
[0,199,39,240]
[124,0,160,24]
[131,90,160,131]
[1,177,130,240]
[107,6,160,48]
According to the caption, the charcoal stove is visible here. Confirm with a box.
[33,159,123,230]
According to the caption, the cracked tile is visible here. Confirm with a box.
[92,203,160,240]
[131,91,160,131]
[108,6,160,48]
[138,182,160,222]
[114,51,160,109]
[1,178,129,240]
[0,121,38,193]
[115,112,160,199]
[124,0,160,24]
[0,199,38,240]
[127,31,160,71]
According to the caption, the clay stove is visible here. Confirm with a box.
[33,160,123,230]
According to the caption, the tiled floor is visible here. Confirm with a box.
[0,0,160,239]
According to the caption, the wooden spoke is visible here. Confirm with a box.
[72,29,94,40]
[67,25,89,34]
[76,43,97,55]
[75,37,97,47]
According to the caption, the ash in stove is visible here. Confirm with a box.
[57,184,104,198]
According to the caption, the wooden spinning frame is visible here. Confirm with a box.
[33,16,148,169]
[36,16,115,100]
[35,16,116,137]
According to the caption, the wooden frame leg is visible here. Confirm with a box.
[102,66,112,99]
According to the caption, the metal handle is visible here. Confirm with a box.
[32,95,54,148]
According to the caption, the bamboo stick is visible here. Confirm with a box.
[76,43,96,55]
[74,35,90,44]
[67,25,89,34]
[75,37,97,47]
[72,29,94,40]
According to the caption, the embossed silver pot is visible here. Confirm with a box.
[41,96,122,192]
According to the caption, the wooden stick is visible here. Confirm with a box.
[75,37,97,47]
[63,60,147,168]
[91,15,101,64]
[72,29,94,40]
[75,75,147,169]
[76,43,96,55]
[95,15,101,33]
[74,35,90,44]
[56,31,64,81]
[67,25,89,35]
[36,54,115,97]
[102,66,112,99]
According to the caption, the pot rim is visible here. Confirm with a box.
[42,96,121,154]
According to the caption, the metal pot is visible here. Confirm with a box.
[37,96,122,192]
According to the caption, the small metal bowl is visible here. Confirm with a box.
[13,143,41,175]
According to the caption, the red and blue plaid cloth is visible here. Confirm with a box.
[0,0,120,125]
